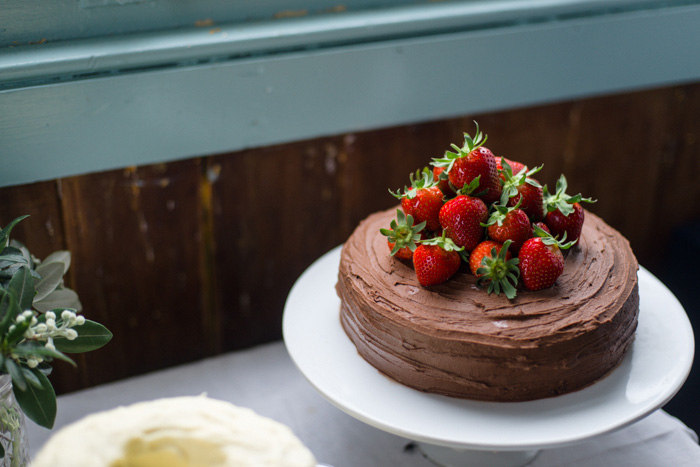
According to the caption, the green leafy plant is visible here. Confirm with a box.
[0,216,112,432]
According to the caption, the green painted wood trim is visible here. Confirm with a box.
[2,0,683,49]
[1,0,691,89]
[1,2,700,187]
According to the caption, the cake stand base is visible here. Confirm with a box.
[417,443,538,467]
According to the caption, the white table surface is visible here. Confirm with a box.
[27,341,700,466]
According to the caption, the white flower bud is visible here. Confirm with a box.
[36,323,48,333]
[15,315,25,324]
[45,341,56,352]
[65,329,78,341]
[45,311,56,321]
[22,310,34,319]
[46,318,56,330]
[61,310,75,322]
[27,358,38,368]
[76,316,85,326]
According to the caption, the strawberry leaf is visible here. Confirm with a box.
[462,121,487,152]
[475,240,520,299]
[419,231,464,253]
[543,174,596,215]
[432,121,487,173]
[482,199,522,228]
[432,149,460,173]
[499,162,543,205]
[533,224,577,250]
[389,167,437,200]
[380,210,426,256]
[455,175,482,197]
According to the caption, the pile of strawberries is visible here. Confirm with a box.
[380,123,594,299]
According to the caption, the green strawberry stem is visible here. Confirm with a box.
[389,167,438,200]
[499,160,543,206]
[481,197,522,228]
[532,224,577,249]
[431,121,487,173]
[454,175,482,197]
[461,121,487,153]
[476,240,520,300]
[543,174,596,216]
[380,210,426,256]
[419,230,464,252]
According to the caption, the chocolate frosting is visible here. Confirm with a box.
[337,207,639,401]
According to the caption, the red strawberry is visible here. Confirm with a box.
[412,234,463,287]
[438,193,488,251]
[432,122,501,204]
[543,175,596,242]
[499,159,545,221]
[432,165,455,196]
[519,226,576,290]
[388,242,413,260]
[483,204,532,254]
[507,182,545,221]
[469,239,520,299]
[545,202,586,243]
[390,168,444,232]
[380,210,426,260]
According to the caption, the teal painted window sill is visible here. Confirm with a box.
[1,0,699,186]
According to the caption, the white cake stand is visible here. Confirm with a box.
[283,246,695,467]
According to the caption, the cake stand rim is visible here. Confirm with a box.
[282,245,695,451]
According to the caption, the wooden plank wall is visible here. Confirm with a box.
[0,81,699,395]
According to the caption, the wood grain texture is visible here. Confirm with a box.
[0,82,698,395]
[209,138,346,351]
[0,180,64,258]
[55,160,209,391]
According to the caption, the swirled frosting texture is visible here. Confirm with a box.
[337,207,639,401]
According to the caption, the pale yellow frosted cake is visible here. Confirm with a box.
[32,395,316,467]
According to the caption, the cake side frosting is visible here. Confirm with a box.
[337,207,639,401]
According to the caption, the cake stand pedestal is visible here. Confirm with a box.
[283,246,694,467]
[416,444,538,467]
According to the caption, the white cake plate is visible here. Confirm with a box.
[283,246,695,467]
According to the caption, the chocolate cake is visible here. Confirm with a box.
[337,207,639,401]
